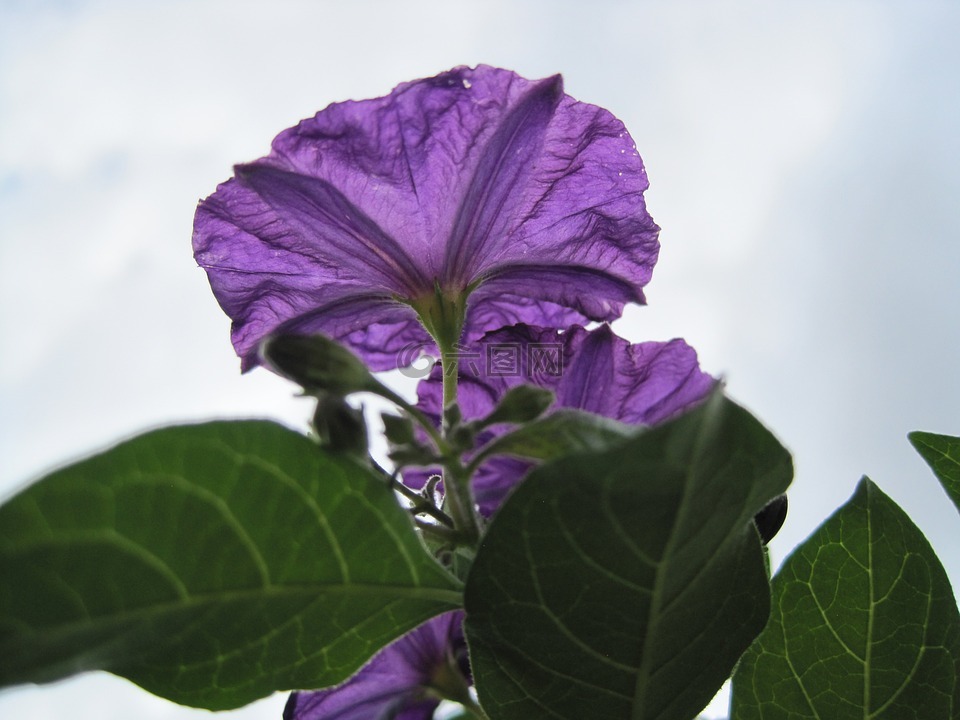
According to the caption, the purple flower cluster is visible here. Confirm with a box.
[194,65,713,719]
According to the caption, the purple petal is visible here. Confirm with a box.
[406,324,715,515]
[193,174,434,370]
[441,75,563,287]
[234,164,428,296]
[551,324,716,425]
[194,65,659,370]
[285,612,466,720]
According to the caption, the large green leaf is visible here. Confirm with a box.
[0,421,462,709]
[910,431,960,515]
[465,393,792,720]
[731,478,960,719]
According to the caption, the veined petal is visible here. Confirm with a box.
[468,263,645,327]
[552,324,715,424]
[441,75,563,288]
[235,164,427,296]
[484,93,661,304]
[194,172,437,370]
[452,76,660,309]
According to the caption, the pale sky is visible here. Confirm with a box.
[2,1,959,718]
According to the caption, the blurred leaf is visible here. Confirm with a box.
[311,393,368,456]
[465,394,792,720]
[731,478,960,719]
[260,333,378,396]
[0,422,461,709]
[475,385,555,428]
[382,413,416,446]
[469,408,633,470]
[910,431,960,515]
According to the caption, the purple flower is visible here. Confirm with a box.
[193,65,659,371]
[407,324,715,515]
[284,611,469,720]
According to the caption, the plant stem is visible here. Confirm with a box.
[406,285,481,544]
[442,345,459,411]
[439,343,481,544]
[413,518,461,542]
[390,475,455,527]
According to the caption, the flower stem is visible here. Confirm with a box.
[439,344,481,544]
[389,476,456,527]
[408,284,481,545]
[442,345,459,411]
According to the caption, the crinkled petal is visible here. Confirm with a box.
[234,164,428,295]
[551,324,717,425]
[406,324,715,515]
[193,175,433,370]
[284,612,465,720]
[440,74,563,287]
[464,293,583,333]
[194,65,659,370]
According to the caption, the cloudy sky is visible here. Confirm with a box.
[1,1,958,718]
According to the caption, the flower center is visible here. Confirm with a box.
[408,282,469,353]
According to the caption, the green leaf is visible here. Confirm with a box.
[465,393,792,720]
[0,421,462,709]
[910,431,960,515]
[731,478,960,720]
[474,385,555,428]
[467,408,634,471]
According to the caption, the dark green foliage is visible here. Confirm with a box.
[0,422,461,709]
[732,478,960,720]
[465,394,792,720]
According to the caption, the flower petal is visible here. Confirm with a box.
[284,612,466,720]
[234,164,427,296]
[458,75,661,309]
[406,325,715,515]
[441,75,563,288]
[193,174,434,370]
[195,66,660,370]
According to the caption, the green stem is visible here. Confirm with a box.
[390,477,455,528]
[442,344,459,411]
[404,284,482,544]
[439,347,481,543]
[413,518,461,542]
